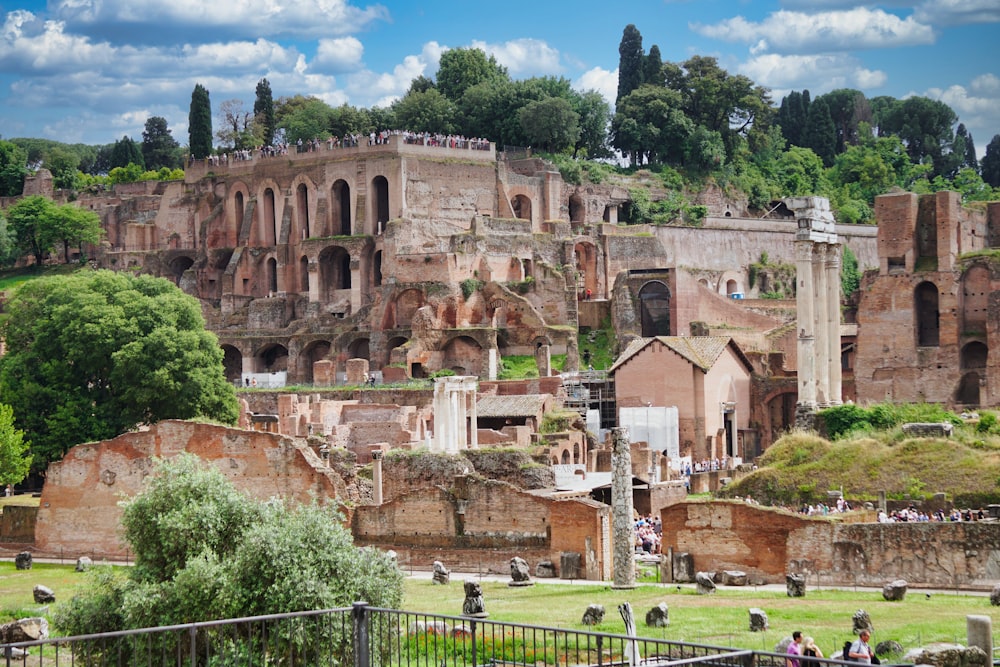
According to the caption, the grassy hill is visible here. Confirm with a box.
[723,423,1000,508]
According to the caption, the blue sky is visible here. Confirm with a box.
[1,0,998,157]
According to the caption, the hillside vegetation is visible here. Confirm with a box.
[724,407,1000,508]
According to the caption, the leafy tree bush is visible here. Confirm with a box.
[0,403,30,489]
[0,271,238,471]
[57,454,403,650]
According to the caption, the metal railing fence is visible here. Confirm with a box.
[1,602,888,667]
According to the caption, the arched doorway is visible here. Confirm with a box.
[256,343,289,372]
[299,340,331,384]
[915,282,940,347]
[511,195,531,221]
[169,256,194,284]
[394,288,424,327]
[221,345,242,383]
[332,179,351,235]
[266,257,278,294]
[296,183,310,239]
[371,175,389,234]
[441,335,484,377]
[569,194,584,224]
[373,250,383,286]
[262,188,277,245]
[299,255,309,293]
[383,335,408,368]
[348,338,370,361]
[235,191,245,230]
[318,246,351,300]
[638,281,671,337]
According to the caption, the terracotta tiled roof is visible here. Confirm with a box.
[476,394,549,418]
[609,336,748,373]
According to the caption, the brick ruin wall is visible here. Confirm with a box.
[662,501,1000,588]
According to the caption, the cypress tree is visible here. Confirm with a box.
[110,136,144,170]
[616,24,644,107]
[982,135,1000,188]
[803,97,836,167]
[254,78,276,147]
[644,44,662,87]
[188,84,213,160]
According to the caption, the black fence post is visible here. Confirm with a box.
[353,602,370,667]
[189,625,198,666]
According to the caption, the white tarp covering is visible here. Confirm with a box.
[619,406,679,459]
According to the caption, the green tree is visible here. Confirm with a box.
[776,90,810,147]
[141,116,180,171]
[814,89,871,153]
[519,96,580,153]
[616,24,644,106]
[50,202,102,262]
[275,95,335,144]
[879,96,958,177]
[841,245,860,299]
[803,97,837,166]
[982,135,1000,188]
[6,195,57,265]
[776,146,826,195]
[571,89,611,159]
[109,136,144,170]
[0,271,239,470]
[58,454,403,636]
[611,84,692,166]
[188,83,213,159]
[41,146,81,190]
[391,88,456,134]
[254,78,276,146]
[955,123,978,173]
[0,403,31,489]
[643,44,662,87]
[435,47,509,102]
[0,140,27,196]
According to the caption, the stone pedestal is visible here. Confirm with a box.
[968,615,993,662]
[346,358,369,385]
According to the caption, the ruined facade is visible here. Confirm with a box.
[856,192,1000,407]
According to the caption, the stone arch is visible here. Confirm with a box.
[915,281,940,347]
[332,179,352,235]
[511,194,532,221]
[961,341,988,370]
[962,265,990,336]
[551,455,560,465]
[569,193,585,224]
[318,245,352,301]
[256,343,289,372]
[371,175,389,235]
[221,345,242,383]
[574,241,599,298]
[726,279,739,295]
[638,281,671,337]
[441,335,484,377]
[561,450,570,464]
[348,337,370,361]
[394,288,425,327]
[226,181,250,247]
[295,181,311,240]
[382,335,408,368]
[169,255,195,284]
[298,339,332,384]
[299,255,309,294]
[573,443,581,464]
[256,181,281,247]
[760,388,797,457]
[698,278,710,288]
[266,257,278,294]
[956,372,981,407]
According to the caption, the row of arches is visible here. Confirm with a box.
[221,333,492,384]
[230,175,391,248]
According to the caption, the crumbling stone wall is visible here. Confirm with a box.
[661,500,1000,588]
[34,420,348,559]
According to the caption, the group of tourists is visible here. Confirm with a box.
[878,506,986,522]
[633,514,662,554]
[787,629,878,667]
[799,497,853,515]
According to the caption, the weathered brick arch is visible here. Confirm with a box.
[227,180,251,246]
[718,270,744,296]
[574,240,600,298]
[255,178,284,247]
[961,263,990,335]
[165,251,197,284]
[294,338,333,384]
[290,173,319,240]
[914,281,940,347]
[330,178,353,236]
[510,193,533,222]
[389,287,425,328]
[346,337,371,361]
[638,280,671,337]
[254,342,289,373]
[369,174,390,235]
[440,334,489,377]
[759,388,797,455]
[220,344,244,383]
[317,244,352,301]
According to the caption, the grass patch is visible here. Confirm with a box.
[401,578,999,653]
[499,355,539,380]
[579,322,616,371]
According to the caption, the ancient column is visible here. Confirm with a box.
[432,376,478,452]
[371,450,384,505]
[813,243,830,406]
[611,426,636,589]
[795,240,817,417]
[826,243,843,405]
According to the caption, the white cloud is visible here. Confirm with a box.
[50,0,389,39]
[343,41,443,105]
[0,10,115,73]
[575,66,618,107]
[740,53,886,93]
[921,81,1000,148]
[469,38,562,76]
[692,8,936,54]
[913,0,1000,27]
[314,37,364,72]
[971,73,1000,96]
[181,39,300,72]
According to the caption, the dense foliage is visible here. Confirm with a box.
[4,195,102,266]
[188,83,213,159]
[0,271,238,471]
[56,454,403,649]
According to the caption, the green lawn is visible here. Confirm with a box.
[401,578,1000,656]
